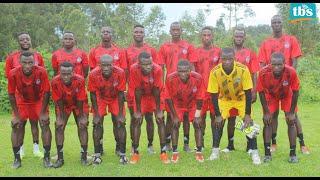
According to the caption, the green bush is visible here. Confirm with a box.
[0,62,11,113]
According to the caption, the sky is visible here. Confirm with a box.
[144,3,320,31]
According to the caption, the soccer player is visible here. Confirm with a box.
[164,59,205,163]
[258,15,309,154]
[129,51,169,164]
[194,26,221,151]
[88,26,127,155]
[51,61,90,168]
[51,31,89,78]
[221,27,260,153]
[8,51,53,169]
[158,22,197,152]
[207,48,261,165]
[257,52,300,163]
[88,54,128,165]
[5,32,45,158]
[126,25,160,154]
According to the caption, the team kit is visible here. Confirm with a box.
[5,15,310,169]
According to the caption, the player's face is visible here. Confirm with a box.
[221,52,235,72]
[139,57,152,75]
[133,27,145,43]
[18,34,31,51]
[100,59,113,77]
[271,57,284,77]
[177,65,191,82]
[20,55,35,76]
[201,29,213,46]
[101,27,112,42]
[234,30,245,46]
[62,33,75,49]
[170,24,182,39]
[271,17,282,34]
[60,66,73,85]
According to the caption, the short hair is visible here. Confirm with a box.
[101,26,113,33]
[201,26,213,33]
[20,51,34,59]
[221,47,235,56]
[134,24,144,29]
[234,26,246,36]
[63,31,75,36]
[177,59,190,67]
[17,32,30,38]
[170,21,181,28]
[271,15,282,22]
[138,51,151,61]
[60,61,74,68]
[100,54,113,63]
[271,52,285,62]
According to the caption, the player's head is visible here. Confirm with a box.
[221,47,235,72]
[233,26,246,46]
[99,54,113,77]
[138,51,152,75]
[271,52,285,77]
[271,15,282,34]
[62,31,75,49]
[170,21,182,40]
[20,51,35,76]
[60,61,74,85]
[177,59,191,82]
[101,26,113,42]
[133,24,145,43]
[17,32,31,51]
[201,26,213,47]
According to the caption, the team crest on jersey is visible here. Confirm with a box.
[213,56,219,62]
[113,81,118,87]
[77,57,82,63]
[36,79,41,85]
[149,77,154,83]
[284,42,290,49]
[114,53,119,60]
[182,48,188,54]
[235,77,241,83]
[192,86,197,93]
[245,56,250,63]
[283,80,289,86]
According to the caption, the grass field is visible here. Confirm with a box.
[0,102,319,176]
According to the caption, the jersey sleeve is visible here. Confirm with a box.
[157,45,166,65]
[41,71,51,93]
[5,54,13,78]
[249,50,259,73]
[196,77,206,100]
[51,52,59,72]
[188,44,197,63]
[51,81,62,102]
[7,72,16,94]
[81,51,89,67]
[258,41,268,65]
[119,49,128,70]
[151,48,160,65]
[37,53,45,67]
[207,70,219,94]
[129,68,139,91]
[291,36,302,59]
[164,80,172,100]
[87,73,97,92]
[290,69,300,91]
[117,70,126,92]
[88,48,97,69]
[242,68,253,90]
[256,72,265,92]
[154,67,163,89]
[76,79,87,101]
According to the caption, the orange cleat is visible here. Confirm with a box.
[171,152,179,163]
[300,146,310,155]
[270,144,277,152]
[160,152,170,164]
[129,153,140,164]
[195,152,204,163]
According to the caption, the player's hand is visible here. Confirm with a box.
[251,91,257,103]
[134,111,142,124]
[263,112,272,126]
[286,112,296,126]
[243,114,253,129]
[214,115,223,128]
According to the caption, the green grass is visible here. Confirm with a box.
[0,102,319,176]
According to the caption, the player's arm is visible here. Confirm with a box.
[134,87,142,117]
[8,94,21,128]
[292,57,298,70]
[243,89,253,128]
[51,53,59,76]
[117,91,125,125]
[166,99,178,121]
[258,91,272,126]
[211,93,223,128]
[251,72,257,103]
[152,86,164,121]
[286,89,299,125]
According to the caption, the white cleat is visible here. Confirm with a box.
[20,145,25,159]
[208,148,220,160]
[33,143,43,158]
[251,149,261,165]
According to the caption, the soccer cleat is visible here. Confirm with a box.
[53,159,64,168]
[183,144,192,153]
[263,155,272,163]
[221,146,235,153]
[20,145,25,159]
[288,155,298,163]
[119,155,129,165]
[81,158,91,166]
[43,157,53,168]
[147,145,156,154]
[194,146,204,152]
[33,143,43,158]
[171,152,179,163]
[12,159,21,169]
[92,154,102,165]
[300,146,310,155]
[129,153,140,164]
[247,149,253,155]
[251,150,261,165]
[160,152,170,164]
[195,152,204,163]
[270,144,277,152]
[208,148,220,160]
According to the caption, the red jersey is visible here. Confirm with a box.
[51,74,87,107]
[194,46,221,89]
[5,50,45,78]
[235,47,259,74]
[258,34,302,66]
[164,71,205,109]
[129,62,163,96]
[7,66,50,104]
[158,40,196,75]
[257,65,300,100]
[88,44,127,70]
[51,48,89,77]
[126,43,159,68]
[88,66,126,103]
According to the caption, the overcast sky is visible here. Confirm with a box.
[144,3,320,31]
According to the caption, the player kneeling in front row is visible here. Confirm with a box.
[257,52,300,163]
[51,61,91,168]
[164,59,205,163]
[207,47,261,165]
[88,54,128,165]
[8,51,53,169]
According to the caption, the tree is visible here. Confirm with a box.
[222,3,256,30]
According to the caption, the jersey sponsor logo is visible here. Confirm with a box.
[283,80,289,86]
[149,77,154,83]
[182,48,188,54]
[235,77,241,83]
[113,81,118,87]
[77,57,82,63]
[245,56,250,63]
[213,56,219,62]
[114,53,119,60]
[36,79,41,85]
[192,86,197,93]
[284,41,290,49]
